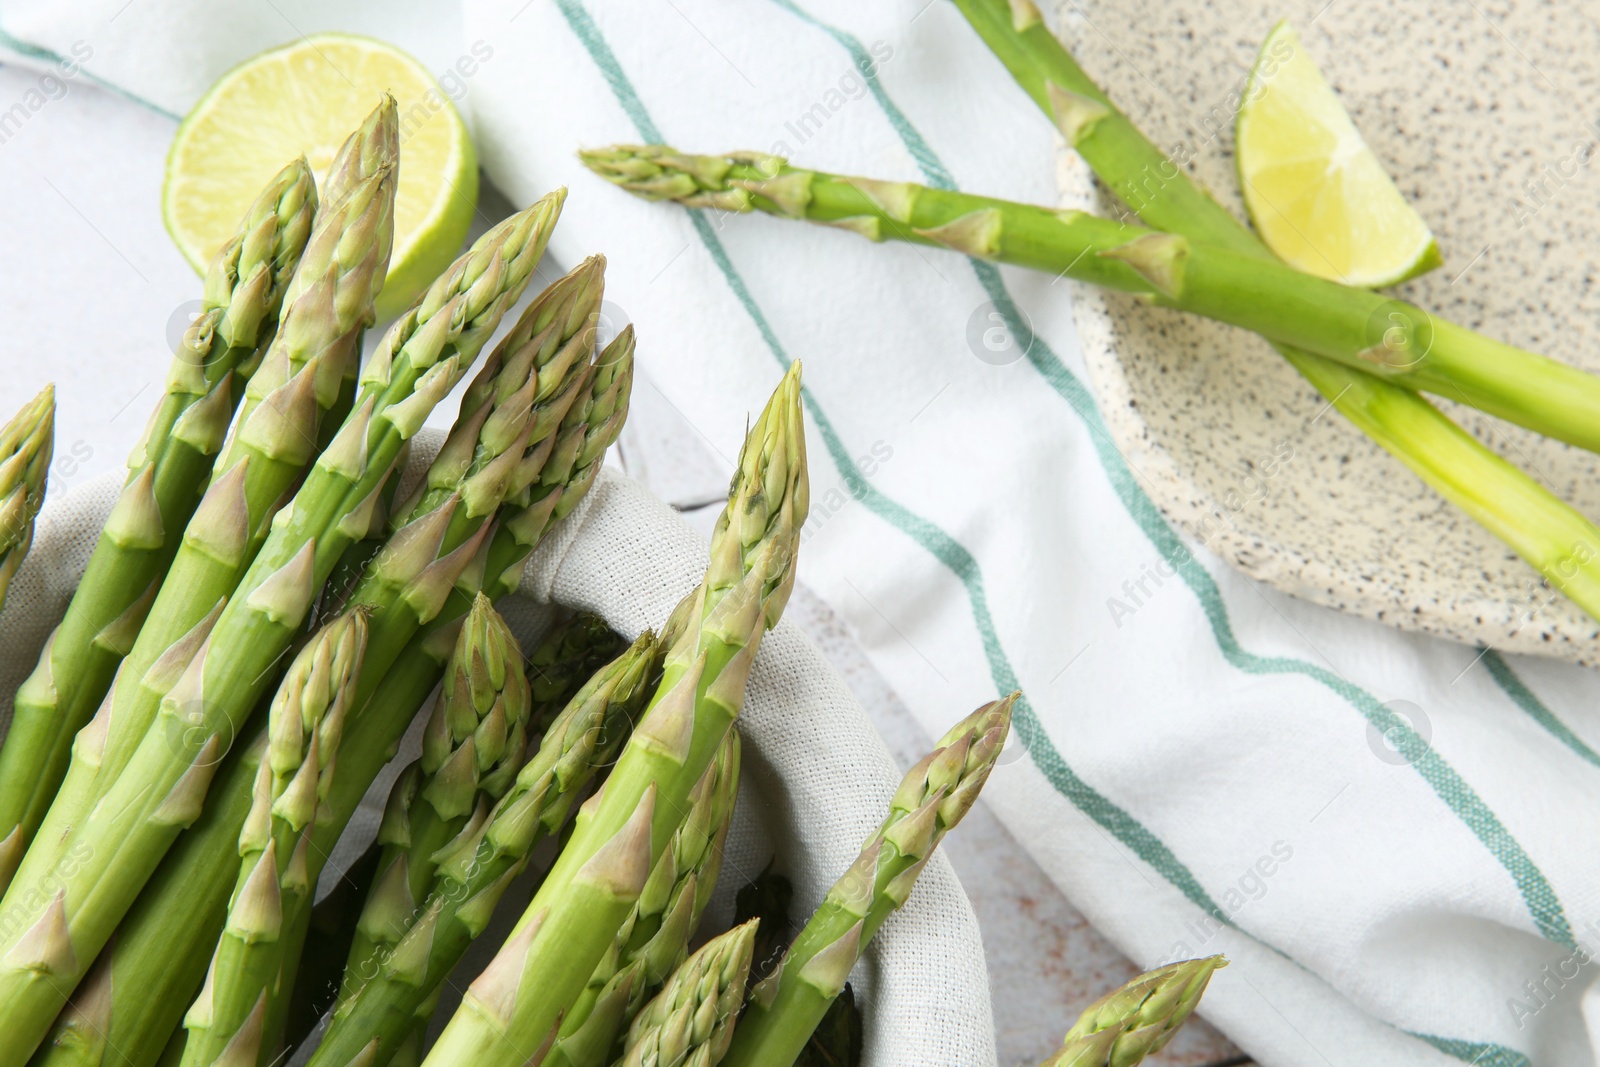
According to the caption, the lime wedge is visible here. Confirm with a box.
[164,34,478,321]
[1236,21,1439,288]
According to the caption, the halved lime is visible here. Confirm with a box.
[164,34,478,321]
[1237,21,1439,288]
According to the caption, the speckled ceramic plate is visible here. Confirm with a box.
[1055,0,1600,664]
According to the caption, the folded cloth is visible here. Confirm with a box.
[3,1,1600,1063]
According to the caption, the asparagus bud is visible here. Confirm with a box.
[0,385,55,611]
[615,920,759,1067]
[722,694,1016,1067]
[342,595,533,991]
[1040,956,1226,1067]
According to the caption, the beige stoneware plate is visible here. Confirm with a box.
[1055,0,1600,664]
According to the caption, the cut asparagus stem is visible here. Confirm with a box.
[548,728,741,1067]
[0,158,317,893]
[1038,956,1226,1067]
[721,695,1016,1067]
[27,731,268,1067]
[612,919,759,1067]
[177,613,367,1067]
[0,385,56,612]
[307,631,664,1067]
[420,361,807,1067]
[946,0,1600,624]
[0,183,557,1067]
[339,594,533,996]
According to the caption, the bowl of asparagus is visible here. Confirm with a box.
[0,95,1225,1067]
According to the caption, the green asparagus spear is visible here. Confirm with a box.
[721,695,1016,1067]
[420,361,807,1067]
[178,613,368,1067]
[1039,956,1226,1067]
[946,0,1600,628]
[0,157,317,891]
[612,919,759,1067]
[307,631,664,1067]
[585,139,1600,626]
[0,385,56,611]
[582,143,1600,453]
[341,250,602,703]
[0,181,557,1067]
[549,728,741,1067]
[340,594,533,995]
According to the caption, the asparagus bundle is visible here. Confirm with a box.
[308,631,664,1067]
[0,177,557,1067]
[581,144,1600,624]
[612,919,759,1067]
[280,614,621,1051]
[0,156,318,889]
[34,620,631,1067]
[722,695,1016,1067]
[0,385,56,611]
[1039,956,1226,1067]
[418,362,807,1067]
[178,613,368,1067]
[13,201,576,1067]
[10,105,399,907]
[337,249,601,703]
[548,728,742,1067]
[340,594,533,996]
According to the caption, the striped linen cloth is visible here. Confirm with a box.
[1,1,1599,1063]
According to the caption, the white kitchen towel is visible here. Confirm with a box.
[0,2,1598,1065]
